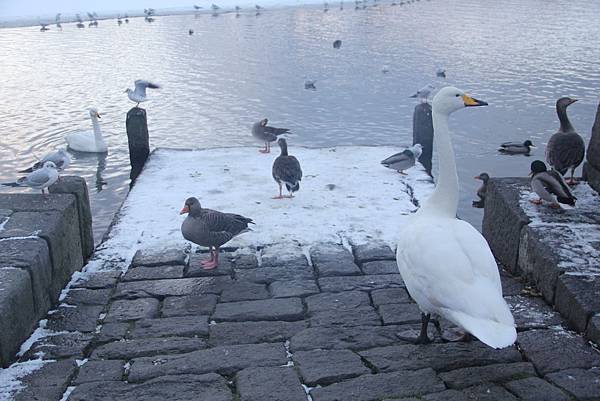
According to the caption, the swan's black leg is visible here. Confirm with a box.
[397,313,432,344]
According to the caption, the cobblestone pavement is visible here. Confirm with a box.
[10,243,600,401]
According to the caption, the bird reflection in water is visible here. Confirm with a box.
[68,150,108,192]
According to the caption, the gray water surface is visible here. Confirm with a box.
[1,0,599,242]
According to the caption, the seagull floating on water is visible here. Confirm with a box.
[304,78,317,90]
[125,80,160,106]
[529,160,576,208]
[546,97,585,185]
[333,39,342,49]
[410,84,435,103]
[436,67,446,78]
[3,162,59,194]
[189,29,194,35]
[19,149,71,173]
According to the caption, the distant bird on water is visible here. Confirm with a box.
[529,160,576,208]
[189,29,194,35]
[546,97,585,185]
[194,4,202,10]
[304,78,317,90]
[381,65,390,74]
[125,80,161,106]
[118,17,123,25]
[380,144,422,174]
[333,39,342,49]
[180,197,253,269]
[472,172,489,208]
[272,138,303,199]
[436,67,446,78]
[19,149,71,173]
[124,15,130,23]
[498,140,535,155]
[255,4,263,10]
[252,118,290,153]
[3,162,59,194]
[40,23,50,31]
[410,84,435,103]
[76,14,85,28]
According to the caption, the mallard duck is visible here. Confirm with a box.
[498,140,535,154]
[529,160,576,208]
[472,172,489,208]
[380,144,422,174]
[396,87,516,349]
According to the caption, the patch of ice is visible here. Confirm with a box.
[0,359,50,401]
[0,232,40,242]
[59,386,76,401]
[75,359,88,367]
[0,216,9,231]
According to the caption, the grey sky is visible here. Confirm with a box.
[0,0,190,18]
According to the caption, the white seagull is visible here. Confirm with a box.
[125,80,161,106]
[3,161,59,194]
[410,84,435,103]
[19,149,71,173]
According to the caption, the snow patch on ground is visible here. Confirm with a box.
[520,183,600,276]
[0,359,50,401]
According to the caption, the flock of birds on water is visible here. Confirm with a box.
[9,0,593,351]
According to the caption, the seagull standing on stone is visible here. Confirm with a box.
[3,162,59,194]
[410,84,435,103]
[125,80,161,106]
[19,149,71,173]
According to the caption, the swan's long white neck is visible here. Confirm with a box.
[420,110,459,217]
[90,115,104,146]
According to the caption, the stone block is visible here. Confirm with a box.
[505,295,563,330]
[209,321,307,346]
[500,271,525,296]
[95,322,129,344]
[0,238,52,318]
[482,178,530,272]
[187,252,233,276]
[220,281,269,302]
[212,298,304,322]
[555,273,600,333]
[63,288,112,306]
[586,313,600,344]
[20,332,93,361]
[309,307,381,327]
[462,384,518,401]
[546,368,600,400]
[504,377,570,401]
[309,243,355,265]
[235,366,306,401]
[131,248,186,267]
[235,265,314,284]
[439,362,536,389]
[49,176,94,259]
[122,265,185,281]
[261,248,308,268]
[378,303,421,325]
[92,337,206,359]
[359,342,521,373]
[113,277,232,299]
[104,298,159,322]
[290,325,403,352]
[69,373,233,401]
[161,294,218,317]
[1,207,83,296]
[269,279,319,298]
[73,360,125,384]
[0,268,35,367]
[305,291,371,312]
[294,349,370,386]
[584,161,600,194]
[315,261,362,277]
[130,315,209,338]
[352,242,396,263]
[319,274,404,292]
[422,390,468,401]
[361,260,399,275]
[232,253,258,269]
[14,359,77,400]
[517,328,600,374]
[371,288,412,306]
[127,343,287,382]
[71,271,121,290]
[46,305,103,332]
[310,369,445,401]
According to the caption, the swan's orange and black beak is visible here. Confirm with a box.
[180,205,189,215]
[463,94,488,107]
[96,112,101,119]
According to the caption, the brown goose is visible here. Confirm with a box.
[545,97,585,185]
[251,118,290,153]
[272,138,302,199]
[180,197,254,269]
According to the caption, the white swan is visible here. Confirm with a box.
[65,108,107,153]
[396,86,516,349]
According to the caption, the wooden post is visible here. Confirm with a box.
[412,102,433,176]
[126,107,150,185]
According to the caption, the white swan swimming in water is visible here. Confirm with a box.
[65,108,107,153]
[396,86,516,349]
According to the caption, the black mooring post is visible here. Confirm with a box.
[126,107,150,185]
[412,102,434,176]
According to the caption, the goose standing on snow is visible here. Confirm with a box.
[472,172,489,208]
[180,197,254,269]
[66,109,107,153]
[380,144,422,174]
[529,160,576,208]
[272,138,302,199]
[498,140,535,155]
[3,162,59,194]
[396,87,516,349]
[546,97,585,185]
[19,149,70,173]
[251,118,290,153]
[125,80,161,107]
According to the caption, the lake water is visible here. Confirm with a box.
[1,0,599,243]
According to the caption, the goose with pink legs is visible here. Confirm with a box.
[180,197,254,269]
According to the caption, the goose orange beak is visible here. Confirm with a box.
[180,206,189,215]
[463,94,488,107]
